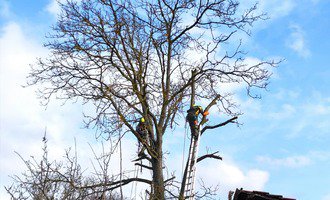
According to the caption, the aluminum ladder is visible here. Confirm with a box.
[184,130,201,199]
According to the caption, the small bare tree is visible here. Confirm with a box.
[26,0,279,199]
[5,135,126,199]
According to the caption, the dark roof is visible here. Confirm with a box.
[233,188,296,200]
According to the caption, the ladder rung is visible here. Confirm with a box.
[184,133,201,199]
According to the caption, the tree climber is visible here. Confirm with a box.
[136,117,148,157]
[186,105,209,139]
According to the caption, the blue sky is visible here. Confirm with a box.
[1,0,329,199]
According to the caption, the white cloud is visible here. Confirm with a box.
[304,102,330,116]
[240,98,262,119]
[287,92,330,138]
[0,21,102,198]
[0,22,47,147]
[0,22,51,197]
[45,0,82,18]
[256,150,330,169]
[272,89,300,101]
[0,22,46,118]
[238,88,330,139]
[308,151,330,162]
[256,155,311,168]
[286,24,311,58]
[240,97,295,121]
[235,0,296,47]
[240,0,296,21]
[268,104,296,120]
[45,0,61,17]
[261,0,296,19]
[323,193,330,200]
[197,158,269,198]
[164,131,269,199]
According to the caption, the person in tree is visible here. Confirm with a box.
[186,105,209,139]
[136,117,148,156]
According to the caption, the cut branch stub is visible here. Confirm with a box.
[200,94,221,126]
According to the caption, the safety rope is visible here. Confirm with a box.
[130,165,139,199]
[119,132,123,199]
[134,159,139,199]
[181,121,188,179]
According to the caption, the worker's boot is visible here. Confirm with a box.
[192,127,198,140]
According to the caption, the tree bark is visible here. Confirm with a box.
[152,158,164,199]
[151,127,164,199]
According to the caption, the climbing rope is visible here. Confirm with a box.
[181,121,188,179]
[130,165,139,199]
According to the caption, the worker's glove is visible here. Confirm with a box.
[203,111,209,116]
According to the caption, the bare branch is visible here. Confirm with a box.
[197,151,223,163]
[72,177,152,191]
[135,163,153,170]
[201,116,238,135]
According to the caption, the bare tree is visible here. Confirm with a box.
[27,0,279,199]
[5,135,125,199]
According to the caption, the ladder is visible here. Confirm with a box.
[184,130,201,199]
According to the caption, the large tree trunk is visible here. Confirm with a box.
[151,157,164,199]
[151,131,164,199]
